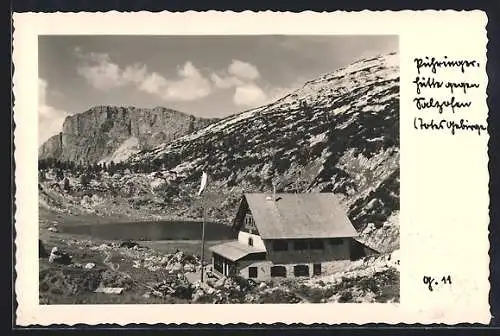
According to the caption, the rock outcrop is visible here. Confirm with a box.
[39,106,217,164]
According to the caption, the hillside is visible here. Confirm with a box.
[126,52,400,251]
[39,106,218,164]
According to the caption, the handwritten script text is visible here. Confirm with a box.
[412,56,486,136]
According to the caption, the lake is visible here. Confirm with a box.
[59,220,235,241]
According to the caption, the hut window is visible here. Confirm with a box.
[248,267,258,278]
[228,262,237,277]
[272,240,288,251]
[245,214,254,225]
[313,263,322,276]
[270,265,287,277]
[244,214,256,234]
[293,239,308,250]
[293,264,309,277]
[248,237,253,246]
[213,254,224,274]
[309,239,324,250]
[329,238,343,245]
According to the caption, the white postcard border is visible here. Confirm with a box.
[13,10,490,325]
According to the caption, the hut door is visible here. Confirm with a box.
[229,262,237,276]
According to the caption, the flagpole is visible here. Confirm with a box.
[197,171,208,283]
[200,183,206,283]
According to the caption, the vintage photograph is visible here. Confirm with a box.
[37,35,400,304]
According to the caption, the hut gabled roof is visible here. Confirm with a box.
[242,193,358,240]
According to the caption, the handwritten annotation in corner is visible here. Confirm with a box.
[411,56,487,136]
[423,275,452,292]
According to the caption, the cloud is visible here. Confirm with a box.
[210,73,244,89]
[210,59,301,108]
[38,78,68,145]
[233,83,267,107]
[122,63,148,83]
[210,60,260,89]
[161,62,212,101]
[232,79,305,108]
[228,60,260,80]
[72,48,295,109]
[139,72,168,95]
[209,60,269,107]
[74,49,128,90]
[136,62,212,101]
[74,48,212,101]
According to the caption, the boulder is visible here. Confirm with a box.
[183,264,195,272]
[244,293,257,303]
[92,243,111,251]
[81,195,91,205]
[200,282,216,295]
[151,290,164,298]
[362,223,376,235]
[173,251,185,263]
[214,277,226,289]
[120,240,139,249]
[192,289,205,303]
[84,263,96,269]
[223,278,237,289]
[48,247,72,265]
[159,256,170,265]
[171,262,183,272]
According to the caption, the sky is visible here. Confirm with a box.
[38,35,398,145]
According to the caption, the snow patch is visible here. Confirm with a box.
[366,136,385,143]
[362,104,386,113]
[150,178,165,190]
[309,132,327,147]
[383,52,399,69]
[178,109,258,143]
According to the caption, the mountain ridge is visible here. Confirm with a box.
[38,105,218,164]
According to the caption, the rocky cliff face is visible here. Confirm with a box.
[38,106,217,164]
[38,133,64,159]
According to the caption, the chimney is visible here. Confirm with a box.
[267,183,277,202]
